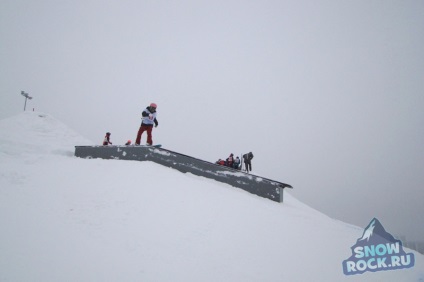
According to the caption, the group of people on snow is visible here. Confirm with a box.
[216,153,240,169]
[102,103,159,146]
[216,152,254,173]
[102,102,254,172]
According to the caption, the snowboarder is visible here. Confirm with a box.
[243,152,254,173]
[125,140,132,145]
[135,103,159,145]
[103,132,112,146]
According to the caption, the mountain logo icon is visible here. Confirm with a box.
[342,218,415,275]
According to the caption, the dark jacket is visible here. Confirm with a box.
[141,106,159,127]
[243,152,254,162]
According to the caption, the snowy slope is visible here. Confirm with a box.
[0,112,423,281]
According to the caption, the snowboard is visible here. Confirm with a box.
[132,144,162,148]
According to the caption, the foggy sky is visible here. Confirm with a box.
[1,0,423,241]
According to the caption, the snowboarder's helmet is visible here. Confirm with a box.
[150,103,157,108]
[106,132,111,135]
[127,140,131,143]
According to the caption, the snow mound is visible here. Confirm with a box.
[0,111,92,158]
[0,112,423,281]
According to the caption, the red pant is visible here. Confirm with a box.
[136,125,153,145]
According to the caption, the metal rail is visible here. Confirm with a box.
[74,145,293,203]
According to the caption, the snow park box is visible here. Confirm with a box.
[74,145,292,203]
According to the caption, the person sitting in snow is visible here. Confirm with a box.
[215,159,226,166]
[103,132,112,146]
[233,156,241,170]
[226,153,234,167]
[125,140,132,145]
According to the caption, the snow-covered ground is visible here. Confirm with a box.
[0,112,423,281]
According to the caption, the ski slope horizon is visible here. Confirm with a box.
[0,111,423,281]
[2,0,424,248]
